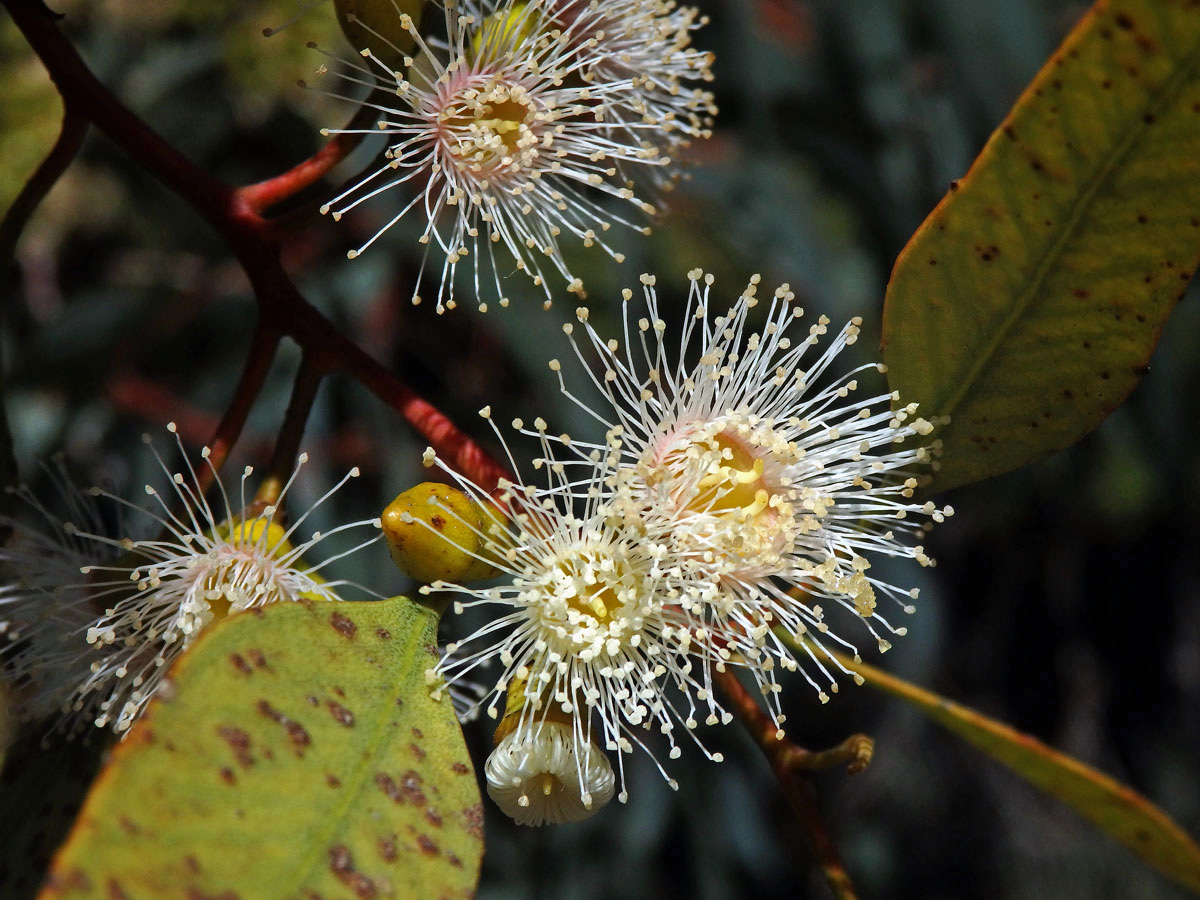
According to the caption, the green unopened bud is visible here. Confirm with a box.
[334,0,425,64]
[381,482,505,584]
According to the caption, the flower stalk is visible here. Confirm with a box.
[259,353,330,507]
[714,667,862,900]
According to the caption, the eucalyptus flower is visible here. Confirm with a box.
[0,426,380,737]
[314,0,713,311]
[406,268,955,810]
[417,412,731,803]
[523,0,716,172]
[542,271,953,723]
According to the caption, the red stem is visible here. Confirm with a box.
[715,669,860,900]
[201,322,283,488]
[258,351,328,506]
[238,103,376,215]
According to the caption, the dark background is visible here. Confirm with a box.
[2,1,1198,897]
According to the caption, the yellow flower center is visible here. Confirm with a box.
[206,589,234,623]
[196,518,295,623]
[565,578,620,625]
[647,424,799,568]
[690,433,771,517]
[442,81,538,174]
[532,548,641,647]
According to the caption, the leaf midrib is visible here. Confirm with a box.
[279,600,428,897]
[933,25,1200,421]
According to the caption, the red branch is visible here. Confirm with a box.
[715,669,862,900]
[0,105,88,285]
[198,322,284,495]
[4,0,509,492]
[238,103,376,215]
[259,351,328,505]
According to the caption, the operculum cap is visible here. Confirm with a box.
[484,680,615,826]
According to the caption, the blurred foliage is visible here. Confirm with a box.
[830,650,1200,893]
[3,0,1200,898]
[0,19,62,217]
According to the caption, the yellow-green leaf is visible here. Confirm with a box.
[38,597,483,900]
[841,653,1200,894]
[883,0,1200,491]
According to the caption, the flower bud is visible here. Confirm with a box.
[381,482,505,584]
[484,682,614,826]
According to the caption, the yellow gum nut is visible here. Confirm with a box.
[381,483,505,585]
[334,0,424,64]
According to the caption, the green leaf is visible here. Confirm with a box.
[38,597,483,900]
[840,652,1200,895]
[883,0,1200,491]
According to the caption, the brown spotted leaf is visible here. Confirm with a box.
[839,652,1200,894]
[883,0,1200,491]
[38,597,482,900]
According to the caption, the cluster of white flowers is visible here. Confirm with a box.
[314,0,714,312]
[0,426,381,738]
[407,271,952,825]
[0,2,958,839]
